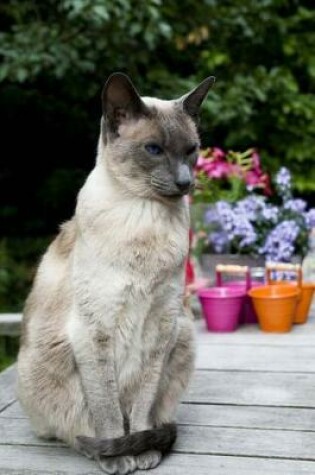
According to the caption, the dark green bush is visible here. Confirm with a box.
[0,238,50,312]
[0,0,314,315]
[0,0,314,197]
[0,336,19,371]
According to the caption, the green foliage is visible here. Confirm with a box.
[0,238,49,369]
[1,1,314,193]
[0,0,172,91]
[0,336,19,371]
[194,173,247,205]
[0,1,314,358]
[0,238,50,312]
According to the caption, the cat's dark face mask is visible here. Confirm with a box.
[132,118,199,199]
[101,73,215,201]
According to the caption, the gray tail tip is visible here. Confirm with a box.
[76,435,97,458]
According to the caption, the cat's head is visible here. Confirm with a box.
[101,73,215,201]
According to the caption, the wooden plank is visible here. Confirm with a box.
[195,316,315,347]
[4,400,315,433]
[0,305,314,473]
[196,344,315,373]
[2,417,315,462]
[1,446,315,475]
[0,313,22,336]
[0,401,23,418]
[0,417,64,447]
[0,366,16,413]
[176,424,315,461]
[0,445,100,475]
[178,403,315,432]
[3,367,315,415]
[185,370,315,407]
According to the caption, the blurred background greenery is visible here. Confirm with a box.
[0,0,315,314]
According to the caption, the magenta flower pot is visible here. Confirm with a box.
[224,281,264,324]
[197,287,245,332]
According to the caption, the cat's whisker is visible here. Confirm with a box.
[151,184,173,193]
[151,181,168,190]
[150,177,168,185]
[150,178,171,188]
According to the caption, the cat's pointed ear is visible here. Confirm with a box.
[102,73,149,135]
[179,76,215,120]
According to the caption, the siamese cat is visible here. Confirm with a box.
[17,73,215,474]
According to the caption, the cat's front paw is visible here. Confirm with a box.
[98,455,137,475]
[135,450,162,470]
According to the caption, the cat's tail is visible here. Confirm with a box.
[76,423,177,458]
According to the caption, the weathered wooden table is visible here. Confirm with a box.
[1,307,315,474]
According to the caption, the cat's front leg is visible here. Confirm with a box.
[152,315,195,426]
[131,316,195,471]
[71,319,138,474]
[69,317,125,439]
[129,355,166,471]
[97,455,137,475]
[129,356,165,433]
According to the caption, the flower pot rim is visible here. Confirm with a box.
[197,286,246,299]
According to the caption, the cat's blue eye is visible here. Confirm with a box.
[145,144,163,156]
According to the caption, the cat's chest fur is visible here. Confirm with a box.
[72,165,189,383]
[75,166,189,289]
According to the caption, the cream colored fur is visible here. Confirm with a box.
[17,74,214,474]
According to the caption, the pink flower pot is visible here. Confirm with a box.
[224,281,263,324]
[215,267,264,324]
[197,287,245,332]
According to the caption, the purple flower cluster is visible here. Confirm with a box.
[199,164,315,261]
[234,216,257,248]
[204,206,220,225]
[208,231,229,253]
[235,196,263,221]
[234,196,279,224]
[284,199,307,213]
[275,167,291,195]
[205,200,258,252]
[304,209,315,229]
[259,220,300,262]
[215,201,235,232]
[261,205,279,222]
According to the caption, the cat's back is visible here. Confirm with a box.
[21,219,77,346]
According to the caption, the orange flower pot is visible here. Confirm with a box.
[295,284,315,323]
[270,281,314,324]
[266,263,315,325]
[248,285,300,333]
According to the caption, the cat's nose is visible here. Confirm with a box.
[175,164,192,194]
[175,178,192,193]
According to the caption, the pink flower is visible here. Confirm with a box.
[251,151,261,171]
[245,170,272,196]
[195,155,208,170]
[260,173,272,196]
[196,153,242,179]
[195,147,272,196]
[212,147,225,160]
[207,161,231,178]
[245,170,262,186]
